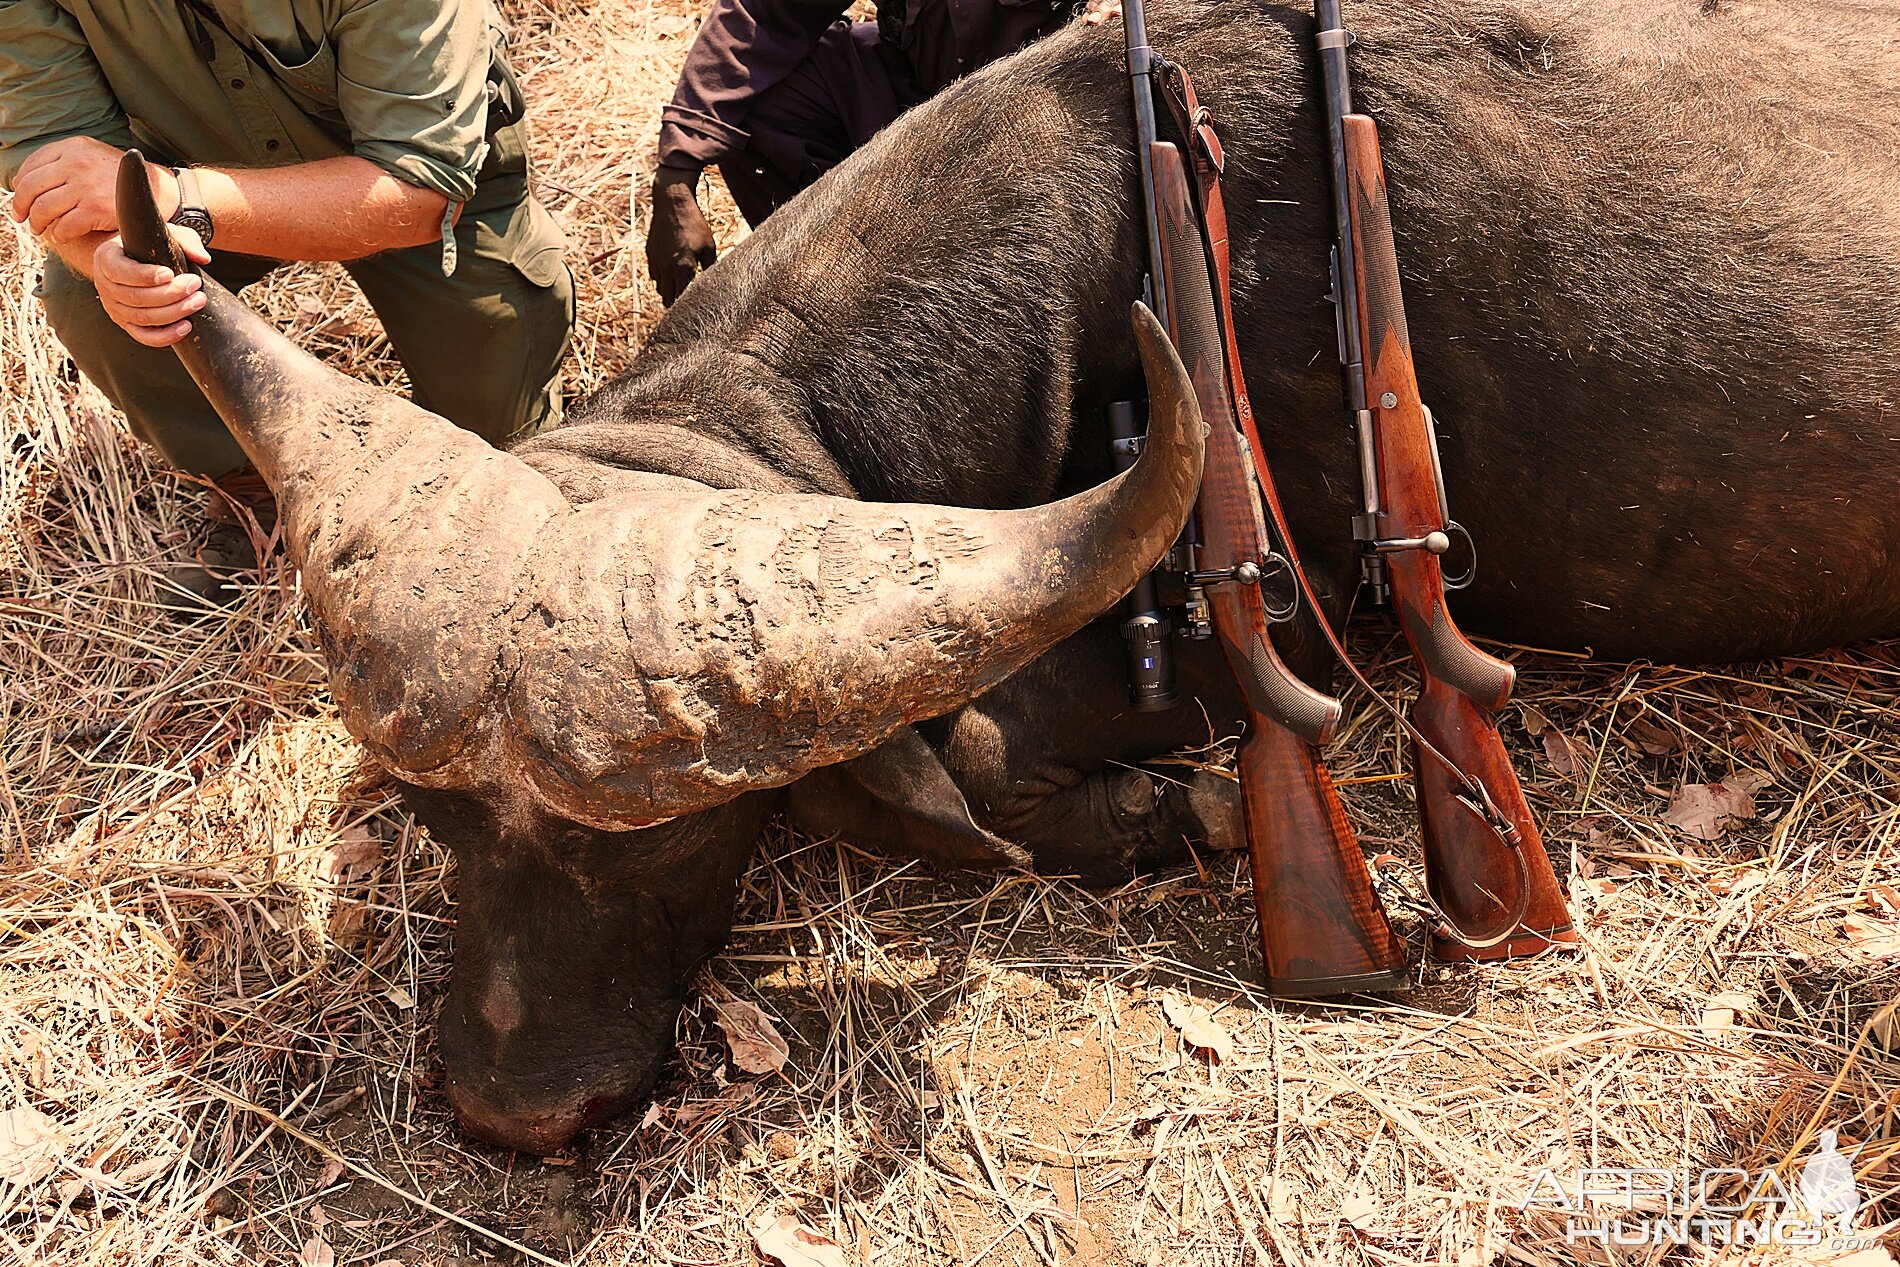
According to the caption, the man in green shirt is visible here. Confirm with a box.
[0,0,573,600]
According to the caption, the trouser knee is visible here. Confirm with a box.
[36,254,254,477]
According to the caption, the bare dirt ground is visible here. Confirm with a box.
[4,1,1899,1264]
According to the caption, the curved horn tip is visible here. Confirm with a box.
[1126,300,1207,480]
[1130,300,1166,353]
[115,148,188,273]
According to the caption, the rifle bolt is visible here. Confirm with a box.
[1371,530,1453,555]
[1235,560,1262,584]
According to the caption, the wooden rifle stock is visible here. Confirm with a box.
[1150,142,1408,993]
[1338,116,1576,957]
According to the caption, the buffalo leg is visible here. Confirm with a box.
[921,622,1245,885]
[926,545,1360,885]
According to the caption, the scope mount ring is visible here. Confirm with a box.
[1440,520,1478,591]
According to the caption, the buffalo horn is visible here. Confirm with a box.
[114,151,1206,826]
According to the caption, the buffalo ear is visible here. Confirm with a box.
[788,728,1029,869]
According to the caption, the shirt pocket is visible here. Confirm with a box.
[251,33,344,124]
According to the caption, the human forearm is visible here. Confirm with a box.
[193,156,453,260]
[659,0,852,170]
[48,230,113,279]
[11,139,455,263]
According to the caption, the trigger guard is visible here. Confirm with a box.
[1258,552,1299,623]
[1440,521,1478,591]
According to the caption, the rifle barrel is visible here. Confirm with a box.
[1314,0,1364,410]
[1124,0,1168,330]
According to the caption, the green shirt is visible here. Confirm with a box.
[0,0,503,205]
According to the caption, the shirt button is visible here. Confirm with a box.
[230,77,245,89]
[265,139,280,152]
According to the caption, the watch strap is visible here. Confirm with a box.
[168,166,215,247]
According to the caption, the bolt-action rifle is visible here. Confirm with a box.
[1313,0,1575,957]
[1121,0,1407,994]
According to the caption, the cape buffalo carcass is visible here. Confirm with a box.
[119,0,1899,1153]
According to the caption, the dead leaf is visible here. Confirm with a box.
[0,1104,62,1186]
[1267,1174,1298,1223]
[712,998,790,1075]
[320,825,382,884]
[1339,1187,1379,1232]
[1867,884,1900,916]
[384,985,416,1010]
[327,900,367,946]
[316,1158,346,1189]
[752,1212,852,1267]
[297,1233,335,1267]
[1664,772,1769,840]
[1575,874,1619,901]
[1872,997,1900,1050]
[1843,913,1900,959]
[310,316,372,341]
[1626,717,1683,756]
[1160,994,1235,1063]
[1542,729,1587,778]
[1708,866,1770,897]
[1699,991,1753,1039]
[107,1153,176,1190]
[672,1082,757,1127]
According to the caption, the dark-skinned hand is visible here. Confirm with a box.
[646,165,718,306]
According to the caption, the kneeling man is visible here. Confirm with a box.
[2,1,573,599]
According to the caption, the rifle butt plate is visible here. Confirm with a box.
[1264,966,1411,1000]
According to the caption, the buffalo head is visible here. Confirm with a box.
[115,153,1205,1150]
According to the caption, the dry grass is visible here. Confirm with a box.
[4,1,1899,1264]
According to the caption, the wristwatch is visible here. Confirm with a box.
[168,166,215,246]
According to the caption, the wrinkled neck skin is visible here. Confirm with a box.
[536,6,1307,513]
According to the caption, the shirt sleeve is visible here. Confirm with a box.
[330,0,494,204]
[0,0,135,190]
[659,0,853,170]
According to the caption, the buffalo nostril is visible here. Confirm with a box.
[444,1078,627,1156]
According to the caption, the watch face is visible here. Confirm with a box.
[172,211,214,246]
